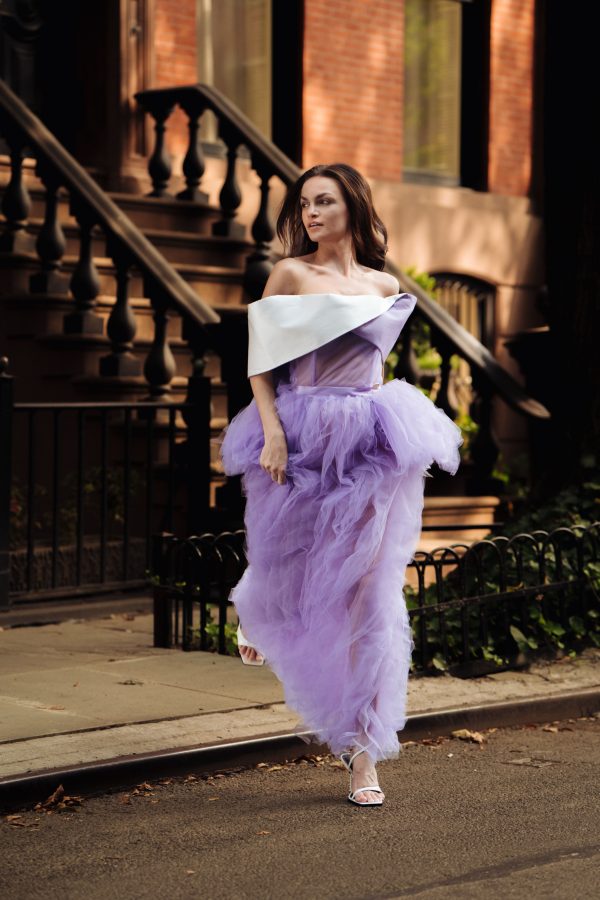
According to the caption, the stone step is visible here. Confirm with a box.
[20,214,252,268]
[0,249,247,307]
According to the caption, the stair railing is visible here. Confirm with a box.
[135,82,550,491]
[0,78,219,400]
[0,78,218,533]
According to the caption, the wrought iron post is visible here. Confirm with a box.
[181,321,213,534]
[0,358,14,609]
[152,531,175,647]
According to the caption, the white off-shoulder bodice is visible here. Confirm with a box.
[247,292,417,381]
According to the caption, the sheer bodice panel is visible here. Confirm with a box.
[290,332,383,388]
[287,295,413,389]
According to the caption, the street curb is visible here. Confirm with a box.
[1,687,599,814]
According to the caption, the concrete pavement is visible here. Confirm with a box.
[1,608,599,788]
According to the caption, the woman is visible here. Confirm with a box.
[217,163,463,806]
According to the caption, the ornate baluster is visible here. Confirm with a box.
[212,123,245,238]
[434,332,458,419]
[468,368,500,492]
[146,101,175,197]
[394,317,420,385]
[63,198,103,335]
[99,236,141,376]
[176,96,209,203]
[30,159,68,294]
[143,283,176,398]
[0,131,34,253]
[243,161,275,300]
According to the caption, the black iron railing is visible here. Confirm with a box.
[150,522,600,676]
[0,356,211,607]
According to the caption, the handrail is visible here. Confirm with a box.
[392,268,550,418]
[136,83,299,184]
[136,82,549,420]
[0,79,219,328]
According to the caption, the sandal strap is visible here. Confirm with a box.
[349,785,383,797]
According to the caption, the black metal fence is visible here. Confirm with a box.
[0,361,211,607]
[150,523,600,676]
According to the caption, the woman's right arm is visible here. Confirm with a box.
[249,259,300,486]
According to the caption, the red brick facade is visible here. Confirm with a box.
[302,0,405,180]
[154,0,198,87]
[488,0,535,197]
[154,0,198,161]
[150,0,535,197]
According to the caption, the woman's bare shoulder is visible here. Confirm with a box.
[260,258,307,299]
[366,268,401,296]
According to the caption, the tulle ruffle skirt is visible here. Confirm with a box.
[216,378,463,762]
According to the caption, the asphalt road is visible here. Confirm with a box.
[2,716,599,899]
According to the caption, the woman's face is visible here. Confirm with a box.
[300,176,349,244]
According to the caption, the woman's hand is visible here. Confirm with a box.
[259,430,289,485]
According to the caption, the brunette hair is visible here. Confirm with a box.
[275,163,388,271]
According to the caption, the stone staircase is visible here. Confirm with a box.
[1,157,503,548]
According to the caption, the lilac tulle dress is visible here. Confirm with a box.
[216,292,463,762]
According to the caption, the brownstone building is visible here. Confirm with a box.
[2,0,578,602]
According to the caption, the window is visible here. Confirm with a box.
[403,0,463,184]
[197,0,272,144]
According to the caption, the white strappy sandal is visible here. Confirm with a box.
[236,623,265,666]
[340,748,384,807]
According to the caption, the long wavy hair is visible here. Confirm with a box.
[276,163,389,271]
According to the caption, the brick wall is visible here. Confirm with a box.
[302,0,404,180]
[488,0,535,196]
[153,0,198,164]
[154,0,198,87]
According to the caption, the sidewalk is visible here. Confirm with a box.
[1,609,599,785]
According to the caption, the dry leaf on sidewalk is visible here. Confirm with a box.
[451,729,486,744]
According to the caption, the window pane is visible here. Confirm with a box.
[404,0,462,183]
[197,0,272,143]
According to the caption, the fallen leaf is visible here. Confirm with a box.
[542,725,559,733]
[256,763,269,769]
[207,798,220,802]
[267,765,283,772]
[40,784,65,808]
[185,870,196,875]
[451,729,485,744]
[329,761,346,769]
[256,830,271,835]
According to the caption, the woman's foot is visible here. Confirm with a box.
[239,644,262,664]
[348,748,385,804]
